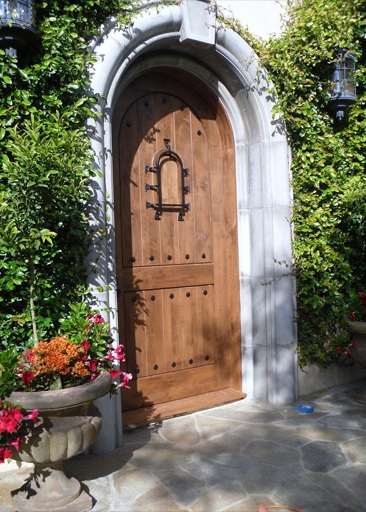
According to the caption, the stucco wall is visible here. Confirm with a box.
[217,0,285,39]
[298,365,366,396]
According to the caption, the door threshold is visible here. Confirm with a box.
[122,388,246,429]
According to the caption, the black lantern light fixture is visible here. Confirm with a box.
[328,49,356,121]
[0,0,36,55]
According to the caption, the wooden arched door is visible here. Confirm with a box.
[113,68,243,423]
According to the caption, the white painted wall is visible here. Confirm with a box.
[217,0,286,39]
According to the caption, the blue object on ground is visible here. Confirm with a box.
[296,404,314,413]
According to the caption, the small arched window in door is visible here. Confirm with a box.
[145,138,190,221]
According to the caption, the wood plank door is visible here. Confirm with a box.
[113,68,242,416]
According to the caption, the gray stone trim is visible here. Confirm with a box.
[89,0,297,453]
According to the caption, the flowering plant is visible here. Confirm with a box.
[348,291,366,323]
[331,290,366,358]
[17,303,132,392]
[0,301,132,464]
[0,400,39,464]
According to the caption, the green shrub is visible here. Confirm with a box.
[0,1,141,348]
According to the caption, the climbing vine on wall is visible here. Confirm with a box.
[222,0,366,367]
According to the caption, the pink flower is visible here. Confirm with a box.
[0,415,18,434]
[344,348,351,355]
[8,437,23,451]
[11,408,24,422]
[0,406,24,434]
[112,345,126,362]
[119,372,133,389]
[351,340,357,348]
[109,369,122,379]
[26,409,39,424]
[81,340,91,351]
[91,314,104,324]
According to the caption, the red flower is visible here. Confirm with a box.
[91,314,104,324]
[19,370,34,387]
[11,408,23,422]
[112,345,126,362]
[0,447,13,463]
[86,359,97,371]
[0,415,18,434]
[26,409,39,424]
[8,437,23,451]
[359,292,366,305]
[336,347,343,354]
[349,311,356,321]
[25,349,34,363]
[0,405,25,435]
[81,340,91,351]
[109,369,122,379]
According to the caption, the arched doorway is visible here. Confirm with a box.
[89,1,296,454]
[113,68,244,423]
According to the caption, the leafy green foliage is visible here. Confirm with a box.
[0,111,94,344]
[0,346,21,398]
[59,302,114,360]
[259,0,366,366]
[221,0,366,366]
[1,0,365,369]
[0,1,141,348]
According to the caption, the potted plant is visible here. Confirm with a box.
[0,302,132,512]
[0,112,132,510]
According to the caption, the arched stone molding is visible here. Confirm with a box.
[89,0,297,454]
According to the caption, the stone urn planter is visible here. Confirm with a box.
[349,321,366,404]
[8,370,112,512]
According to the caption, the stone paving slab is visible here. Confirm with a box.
[1,381,366,511]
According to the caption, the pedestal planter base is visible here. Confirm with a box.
[9,371,112,512]
[11,461,92,512]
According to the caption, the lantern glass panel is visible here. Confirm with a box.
[0,1,34,27]
[329,51,356,98]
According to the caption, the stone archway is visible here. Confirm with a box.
[89,0,297,454]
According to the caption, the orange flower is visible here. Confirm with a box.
[71,360,91,378]
[29,337,82,377]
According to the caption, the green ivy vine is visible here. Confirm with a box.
[223,0,366,366]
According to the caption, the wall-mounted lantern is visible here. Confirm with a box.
[328,49,356,121]
[0,0,36,55]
